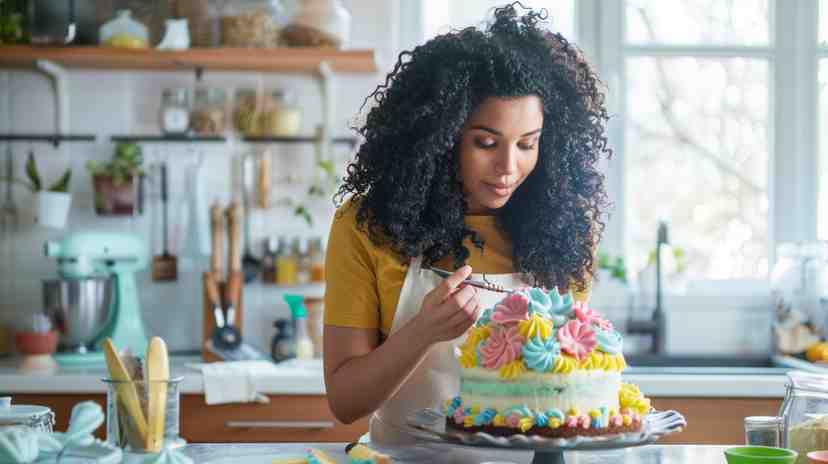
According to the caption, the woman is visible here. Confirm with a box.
[323,4,611,445]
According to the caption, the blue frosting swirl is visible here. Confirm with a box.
[522,336,561,373]
[527,287,552,317]
[548,287,574,326]
[595,328,623,354]
[546,409,565,421]
[534,412,549,427]
[477,306,493,326]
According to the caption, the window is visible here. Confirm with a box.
[819,0,828,239]
[420,0,575,42]
[624,0,771,280]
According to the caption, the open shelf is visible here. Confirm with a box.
[0,133,96,146]
[0,46,378,73]
[110,134,358,146]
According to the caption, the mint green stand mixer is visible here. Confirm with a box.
[43,233,149,364]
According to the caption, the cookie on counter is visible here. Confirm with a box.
[347,443,392,464]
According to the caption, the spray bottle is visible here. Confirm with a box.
[283,294,314,360]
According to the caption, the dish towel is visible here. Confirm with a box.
[191,361,277,405]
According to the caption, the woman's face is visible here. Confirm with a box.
[458,96,544,214]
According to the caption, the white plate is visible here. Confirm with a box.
[404,409,686,451]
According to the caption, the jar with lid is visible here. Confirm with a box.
[0,397,54,433]
[233,88,260,136]
[217,0,284,48]
[745,416,782,447]
[771,241,828,355]
[282,0,350,48]
[309,237,324,283]
[191,87,227,135]
[259,89,302,137]
[159,88,190,135]
[780,371,828,459]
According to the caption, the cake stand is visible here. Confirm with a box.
[404,408,686,464]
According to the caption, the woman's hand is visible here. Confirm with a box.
[413,265,482,344]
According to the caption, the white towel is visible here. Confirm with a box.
[189,361,277,405]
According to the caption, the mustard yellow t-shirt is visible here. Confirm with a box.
[323,202,587,336]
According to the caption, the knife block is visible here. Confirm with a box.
[201,271,245,363]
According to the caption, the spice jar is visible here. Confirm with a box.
[159,88,190,135]
[282,0,350,48]
[191,87,227,135]
[259,89,302,137]
[745,416,782,447]
[218,0,283,48]
[233,88,260,136]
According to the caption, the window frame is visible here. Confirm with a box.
[401,0,821,292]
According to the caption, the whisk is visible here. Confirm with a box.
[427,267,510,293]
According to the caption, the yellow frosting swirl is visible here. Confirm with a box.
[518,313,553,341]
[458,346,477,368]
[552,354,577,374]
[619,383,652,415]
[462,326,491,352]
[519,417,535,432]
[499,359,527,379]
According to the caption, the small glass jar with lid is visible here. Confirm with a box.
[218,0,284,48]
[159,88,190,135]
[282,0,350,48]
[190,87,227,135]
[259,89,302,137]
[232,88,260,136]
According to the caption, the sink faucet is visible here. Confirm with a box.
[627,221,669,355]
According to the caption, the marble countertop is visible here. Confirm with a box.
[0,355,792,397]
[181,443,733,464]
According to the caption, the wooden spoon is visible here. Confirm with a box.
[102,338,148,445]
[145,336,170,452]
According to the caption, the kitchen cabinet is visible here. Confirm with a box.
[13,393,368,443]
[653,397,781,445]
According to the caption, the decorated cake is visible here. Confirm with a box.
[445,287,652,437]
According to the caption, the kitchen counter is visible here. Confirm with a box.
[182,443,733,463]
[0,355,326,395]
[0,355,802,397]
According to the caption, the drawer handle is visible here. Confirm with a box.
[225,420,335,429]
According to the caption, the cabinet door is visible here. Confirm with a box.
[653,397,781,444]
[182,395,369,443]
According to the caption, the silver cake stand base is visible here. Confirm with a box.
[404,409,686,464]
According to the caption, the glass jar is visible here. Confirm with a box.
[781,371,828,460]
[0,397,54,432]
[217,0,283,48]
[191,87,227,135]
[99,9,148,48]
[259,89,302,137]
[282,0,350,48]
[232,88,260,136]
[771,241,828,355]
[103,378,183,451]
[160,88,190,135]
[745,416,782,447]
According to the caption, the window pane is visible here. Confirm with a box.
[625,57,769,279]
[818,60,828,239]
[422,0,575,42]
[822,0,828,46]
[626,0,769,46]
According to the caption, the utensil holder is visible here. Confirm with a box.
[201,271,244,363]
[103,377,183,452]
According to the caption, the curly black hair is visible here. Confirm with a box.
[335,3,612,293]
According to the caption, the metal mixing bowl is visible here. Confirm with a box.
[42,277,112,351]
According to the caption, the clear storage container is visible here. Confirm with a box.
[781,371,828,464]
[99,9,148,48]
[217,0,283,48]
[281,0,350,48]
[191,87,227,135]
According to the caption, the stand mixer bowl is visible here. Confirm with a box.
[42,277,112,352]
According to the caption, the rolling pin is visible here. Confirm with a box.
[210,203,224,280]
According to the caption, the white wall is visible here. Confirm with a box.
[0,0,400,353]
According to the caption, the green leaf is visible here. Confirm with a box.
[25,151,41,191]
[294,205,313,227]
[48,169,72,193]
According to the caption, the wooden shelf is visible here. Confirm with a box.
[0,46,378,73]
[0,133,96,146]
[110,134,358,146]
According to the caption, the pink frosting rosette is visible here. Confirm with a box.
[574,301,613,331]
[557,319,597,360]
[491,292,530,324]
[480,325,524,369]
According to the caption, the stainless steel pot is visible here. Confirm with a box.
[42,277,112,351]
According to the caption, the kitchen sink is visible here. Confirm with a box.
[623,354,793,375]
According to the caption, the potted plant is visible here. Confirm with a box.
[20,151,72,229]
[86,142,144,216]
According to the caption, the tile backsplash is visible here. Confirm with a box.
[0,1,395,353]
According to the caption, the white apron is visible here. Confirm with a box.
[369,257,525,445]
